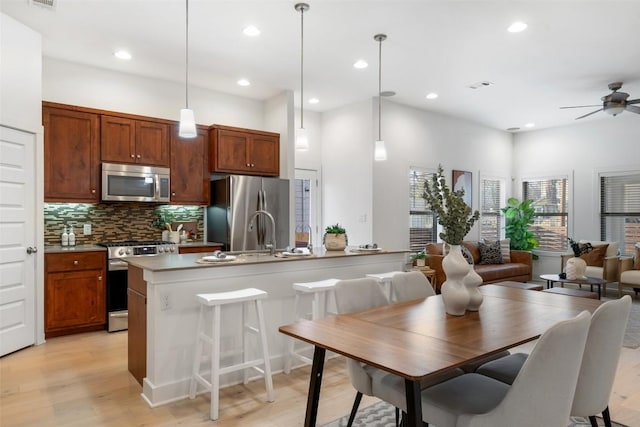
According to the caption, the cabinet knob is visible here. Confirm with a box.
[98,276,102,281]
[73,260,79,265]
[172,192,176,196]
[137,154,141,159]
[246,163,250,167]
[91,189,96,194]
[251,163,255,167]
[131,154,135,158]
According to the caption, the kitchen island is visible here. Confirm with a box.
[125,249,409,407]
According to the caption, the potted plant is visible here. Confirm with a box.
[323,223,348,251]
[501,197,539,252]
[411,250,428,267]
[152,211,175,240]
[423,165,481,315]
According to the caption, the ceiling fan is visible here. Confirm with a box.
[560,82,640,120]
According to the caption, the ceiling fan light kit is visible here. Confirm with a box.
[561,82,640,120]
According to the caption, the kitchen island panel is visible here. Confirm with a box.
[132,251,408,407]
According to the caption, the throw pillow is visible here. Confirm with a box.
[478,240,503,264]
[461,245,474,265]
[579,244,608,267]
[482,239,511,263]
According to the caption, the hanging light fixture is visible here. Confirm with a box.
[179,0,197,138]
[374,33,387,161]
[294,3,310,151]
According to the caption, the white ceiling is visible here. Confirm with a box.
[2,0,640,132]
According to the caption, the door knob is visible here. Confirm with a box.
[26,246,38,254]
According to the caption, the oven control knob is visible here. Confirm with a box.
[158,247,165,253]
[170,245,176,252]
[125,248,133,255]
[118,249,125,256]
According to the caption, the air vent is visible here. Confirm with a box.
[468,81,494,90]
[506,127,520,132]
[29,0,56,9]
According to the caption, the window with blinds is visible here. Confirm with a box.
[522,177,569,251]
[600,172,640,255]
[409,168,437,251]
[480,178,505,241]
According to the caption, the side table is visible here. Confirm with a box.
[412,266,437,291]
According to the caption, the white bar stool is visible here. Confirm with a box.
[283,278,339,374]
[366,271,404,301]
[188,288,274,420]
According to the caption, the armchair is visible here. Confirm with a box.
[618,243,640,298]
[560,240,619,297]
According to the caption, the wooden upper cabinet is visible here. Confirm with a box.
[101,115,169,167]
[210,125,280,176]
[170,126,209,205]
[43,104,100,202]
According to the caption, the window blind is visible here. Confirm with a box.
[523,177,568,251]
[600,172,640,255]
[409,168,436,251]
[480,178,503,242]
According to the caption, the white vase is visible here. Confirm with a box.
[565,257,587,280]
[441,244,471,316]
[464,268,483,311]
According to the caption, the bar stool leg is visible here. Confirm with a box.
[243,301,250,385]
[210,305,222,420]
[189,305,205,399]
[284,293,301,374]
[255,299,275,402]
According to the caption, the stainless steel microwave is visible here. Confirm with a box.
[102,162,170,202]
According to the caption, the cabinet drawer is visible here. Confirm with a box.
[178,245,222,254]
[46,252,106,272]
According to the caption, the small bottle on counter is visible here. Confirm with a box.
[68,225,76,246]
[61,225,69,246]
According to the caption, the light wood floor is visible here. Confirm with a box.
[1,313,639,426]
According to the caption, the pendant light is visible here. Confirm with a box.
[294,3,310,151]
[179,0,197,138]
[374,33,387,161]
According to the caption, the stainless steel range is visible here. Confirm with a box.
[98,240,177,332]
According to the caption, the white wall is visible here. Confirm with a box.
[513,116,640,276]
[42,57,267,130]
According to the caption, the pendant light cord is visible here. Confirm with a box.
[300,5,304,130]
[378,36,382,140]
[185,0,190,109]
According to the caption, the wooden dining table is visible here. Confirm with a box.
[278,284,602,427]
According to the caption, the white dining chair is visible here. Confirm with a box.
[419,311,591,427]
[390,270,435,301]
[475,295,632,427]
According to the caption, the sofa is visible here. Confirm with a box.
[426,241,533,291]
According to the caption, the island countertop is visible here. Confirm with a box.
[125,248,409,272]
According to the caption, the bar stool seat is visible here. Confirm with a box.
[366,271,405,301]
[189,288,274,420]
[284,278,339,374]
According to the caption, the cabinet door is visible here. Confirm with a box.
[178,245,222,254]
[127,288,146,385]
[135,120,169,166]
[212,128,250,173]
[170,126,209,204]
[43,106,100,202]
[45,269,106,332]
[101,115,136,164]
[249,134,280,176]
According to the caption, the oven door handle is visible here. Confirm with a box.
[108,260,129,271]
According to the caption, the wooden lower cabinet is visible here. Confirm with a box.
[128,266,146,385]
[45,251,106,338]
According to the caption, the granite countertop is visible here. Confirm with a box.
[45,244,107,253]
[125,248,409,272]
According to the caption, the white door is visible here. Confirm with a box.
[294,169,321,249]
[0,126,36,356]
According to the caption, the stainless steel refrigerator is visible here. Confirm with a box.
[207,175,290,251]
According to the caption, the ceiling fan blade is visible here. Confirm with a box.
[627,98,640,105]
[575,108,603,120]
[626,105,640,114]
[560,105,601,109]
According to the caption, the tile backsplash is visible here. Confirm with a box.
[44,203,205,245]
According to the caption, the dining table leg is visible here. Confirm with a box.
[304,346,326,427]
[404,378,422,427]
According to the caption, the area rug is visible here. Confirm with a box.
[321,400,628,427]
[623,298,640,349]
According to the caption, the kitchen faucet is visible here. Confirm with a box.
[302,224,313,253]
[247,210,277,255]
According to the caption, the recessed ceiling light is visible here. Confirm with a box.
[353,60,368,69]
[507,21,528,33]
[308,98,319,104]
[243,25,261,37]
[114,50,132,60]
[237,79,251,86]
[524,123,535,128]
[426,92,438,100]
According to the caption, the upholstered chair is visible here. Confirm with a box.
[475,296,632,427]
[561,240,619,296]
[390,270,435,301]
[419,311,591,427]
[618,243,640,297]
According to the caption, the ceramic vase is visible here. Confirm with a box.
[463,268,484,311]
[441,244,471,316]
[565,257,587,280]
